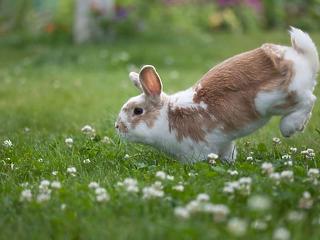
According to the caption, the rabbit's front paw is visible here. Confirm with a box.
[219,142,237,163]
[280,110,312,137]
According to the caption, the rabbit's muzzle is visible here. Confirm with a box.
[115,119,128,134]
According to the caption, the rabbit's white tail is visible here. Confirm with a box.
[289,27,319,76]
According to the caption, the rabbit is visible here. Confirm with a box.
[115,27,319,163]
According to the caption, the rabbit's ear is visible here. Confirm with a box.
[129,72,143,92]
[139,65,163,98]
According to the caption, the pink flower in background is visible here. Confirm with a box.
[245,0,262,12]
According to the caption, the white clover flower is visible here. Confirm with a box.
[96,192,110,202]
[196,193,210,202]
[227,170,239,176]
[95,187,110,202]
[261,162,274,175]
[83,158,91,164]
[289,147,297,153]
[281,154,291,160]
[185,200,202,213]
[67,166,77,176]
[61,203,67,210]
[174,207,190,219]
[287,211,305,222]
[124,154,130,159]
[36,193,51,203]
[155,171,174,181]
[183,200,229,222]
[51,181,61,189]
[39,180,50,189]
[239,177,252,185]
[3,139,13,148]
[246,156,253,161]
[299,191,313,209]
[269,172,281,183]
[125,184,139,193]
[101,136,111,144]
[273,227,290,240]
[152,181,163,189]
[174,197,229,222]
[223,178,251,196]
[227,218,247,236]
[38,158,44,163]
[142,181,164,199]
[272,137,281,144]
[172,184,184,192]
[301,148,315,159]
[280,170,294,182]
[307,148,314,154]
[308,168,319,177]
[238,177,252,196]
[200,202,216,213]
[208,153,218,164]
[88,181,99,189]
[81,125,96,135]
[307,168,319,184]
[52,171,58,176]
[155,171,167,180]
[223,181,240,194]
[20,189,32,202]
[142,187,164,199]
[95,187,106,195]
[123,178,137,186]
[211,204,230,222]
[65,138,73,147]
[251,220,268,231]
[208,153,218,159]
[121,178,139,193]
[208,159,216,165]
[248,195,271,211]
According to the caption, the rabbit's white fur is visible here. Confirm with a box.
[116,27,318,163]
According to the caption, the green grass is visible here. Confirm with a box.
[0,31,320,240]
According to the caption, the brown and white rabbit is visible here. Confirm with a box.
[115,27,319,162]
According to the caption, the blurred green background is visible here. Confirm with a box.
[1,2,320,239]
[1,0,320,44]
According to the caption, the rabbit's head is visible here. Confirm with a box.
[115,65,168,144]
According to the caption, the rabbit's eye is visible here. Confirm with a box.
[133,107,143,115]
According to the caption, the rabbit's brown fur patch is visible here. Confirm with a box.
[168,105,217,143]
[193,44,294,132]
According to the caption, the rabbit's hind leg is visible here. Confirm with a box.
[280,93,316,137]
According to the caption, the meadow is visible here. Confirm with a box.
[0,31,320,240]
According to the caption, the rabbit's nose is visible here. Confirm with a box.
[115,122,119,129]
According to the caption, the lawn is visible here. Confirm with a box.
[0,31,320,240]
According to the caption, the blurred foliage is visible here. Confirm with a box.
[1,0,320,42]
